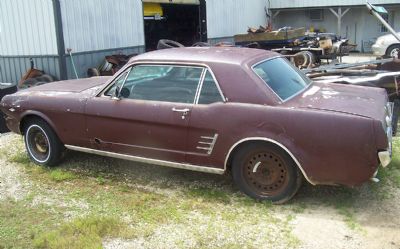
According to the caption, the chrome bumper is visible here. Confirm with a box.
[379,102,394,168]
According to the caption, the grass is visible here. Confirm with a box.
[33,216,124,249]
[48,169,77,182]
[1,134,400,248]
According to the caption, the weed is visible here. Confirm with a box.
[33,216,124,249]
[185,186,231,203]
[48,169,77,182]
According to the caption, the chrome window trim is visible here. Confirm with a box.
[98,61,227,103]
[194,69,207,105]
[100,68,132,97]
[223,137,316,185]
[65,145,224,175]
[195,69,226,105]
[251,56,313,103]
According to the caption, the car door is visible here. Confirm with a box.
[85,64,205,162]
[185,69,228,168]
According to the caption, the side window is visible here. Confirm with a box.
[120,65,203,104]
[198,70,224,104]
[104,71,129,96]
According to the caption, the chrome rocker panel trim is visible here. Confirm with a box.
[65,145,225,175]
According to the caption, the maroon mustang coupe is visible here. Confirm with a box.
[1,47,393,203]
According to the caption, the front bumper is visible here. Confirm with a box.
[371,44,387,56]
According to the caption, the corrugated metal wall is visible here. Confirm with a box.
[0,56,60,83]
[65,46,144,79]
[59,0,145,53]
[0,0,57,56]
[270,0,400,9]
[0,0,58,83]
[206,0,267,38]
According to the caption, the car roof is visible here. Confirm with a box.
[129,47,279,66]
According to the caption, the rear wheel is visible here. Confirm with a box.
[386,44,400,59]
[232,143,302,204]
[24,119,64,166]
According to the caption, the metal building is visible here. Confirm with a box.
[0,0,267,83]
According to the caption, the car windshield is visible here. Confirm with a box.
[253,58,311,101]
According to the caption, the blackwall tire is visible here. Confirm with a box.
[24,119,64,167]
[232,143,302,204]
[386,44,400,59]
[157,39,185,50]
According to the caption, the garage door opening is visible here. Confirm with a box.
[143,0,207,51]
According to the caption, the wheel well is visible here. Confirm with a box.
[385,43,400,55]
[19,115,46,135]
[225,139,314,185]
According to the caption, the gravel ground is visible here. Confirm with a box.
[0,133,399,249]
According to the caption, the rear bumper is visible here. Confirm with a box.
[378,150,391,167]
[378,102,394,168]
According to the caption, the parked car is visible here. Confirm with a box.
[0,47,393,203]
[372,32,400,58]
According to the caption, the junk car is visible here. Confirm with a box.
[0,47,393,203]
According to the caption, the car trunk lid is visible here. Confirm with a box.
[286,82,388,120]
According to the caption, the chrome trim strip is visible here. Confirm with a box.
[65,145,225,175]
[201,136,214,140]
[199,141,213,145]
[223,137,316,185]
[194,69,207,105]
[197,134,219,155]
[196,146,210,151]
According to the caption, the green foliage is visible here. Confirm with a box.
[33,216,123,249]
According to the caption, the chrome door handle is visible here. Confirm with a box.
[172,107,190,119]
[172,107,190,113]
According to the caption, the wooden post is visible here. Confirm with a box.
[329,7,350,37]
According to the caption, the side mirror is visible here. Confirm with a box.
[120,87,130,98]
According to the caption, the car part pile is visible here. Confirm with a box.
[98,54,137,76]
[18,58,55,89]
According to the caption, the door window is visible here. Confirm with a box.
[120,65,203,104]
[198,70,224,104]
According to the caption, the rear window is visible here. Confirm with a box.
[253,58,311,101]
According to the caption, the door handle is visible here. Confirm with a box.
[172,107,190,113]
[172,107,190,119]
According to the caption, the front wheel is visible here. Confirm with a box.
[386,44,400,59]
[24,119,64,166]
[232,143,302,204]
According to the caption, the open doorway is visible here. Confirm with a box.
[143,0,207,51]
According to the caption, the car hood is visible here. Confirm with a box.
[287,82,387,120]
[20,76,111,94]
[377,32,400,43]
